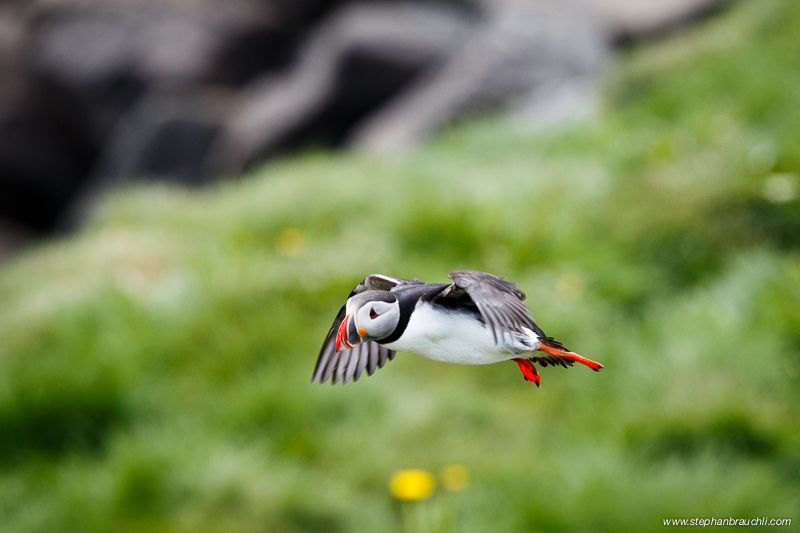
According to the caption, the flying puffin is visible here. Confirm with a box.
[311,271,603,387]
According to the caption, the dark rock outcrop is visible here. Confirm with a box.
[0,0,731,255]
[0,3,98,241]
[211,1,477,174]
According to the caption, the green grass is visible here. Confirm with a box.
[2,0,800,531]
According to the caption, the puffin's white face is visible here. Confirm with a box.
[335,291,400,352]
[354,299,400,342]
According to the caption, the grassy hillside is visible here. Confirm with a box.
[1,1,799,531]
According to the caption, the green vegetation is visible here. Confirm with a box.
[1,1,799,531]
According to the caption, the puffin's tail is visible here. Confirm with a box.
[536,337,603,371]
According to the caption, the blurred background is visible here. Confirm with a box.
[0,0,799,531]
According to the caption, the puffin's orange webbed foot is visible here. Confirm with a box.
[512,358,541,387]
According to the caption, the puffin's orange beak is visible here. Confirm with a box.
[335,313,362,352]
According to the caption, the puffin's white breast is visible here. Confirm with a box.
[382,302,521,365]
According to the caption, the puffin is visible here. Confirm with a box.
[311,271,603,387]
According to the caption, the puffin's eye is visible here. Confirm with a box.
[369,308,378,319]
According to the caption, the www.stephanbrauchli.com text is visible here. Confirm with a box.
[663,517,791,526]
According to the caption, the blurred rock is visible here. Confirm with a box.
[350,0,606,154]
[28,0,282,134]
[0,4,27,59]
[0,220,33,261]
[0,4,98,235]
[0,65,98,232]
[588,0,730,40]
[97,84,234,185]
[61,84,236,230]
[11,0,337,233]
[0,0,733,254]
[212,2,475,173]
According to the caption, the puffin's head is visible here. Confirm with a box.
[335,291,400,352]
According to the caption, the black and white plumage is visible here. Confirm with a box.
[311,271,603,387]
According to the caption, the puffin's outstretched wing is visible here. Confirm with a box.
[440,270,546,344]
[312,274,410,385]
[442,271,584,369]
[351,274,411,294]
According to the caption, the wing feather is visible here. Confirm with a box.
[343,343,362,385]
[531,354,572,368]
[442,270,545,345]
[354,345,368,382]
[352,274,409,294]
[333,349,351,385]
[320,351,340,384]
[378,347,389,369]
[367,342,379,376]
[311,338,335,383]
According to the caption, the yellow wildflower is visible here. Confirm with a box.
[389,469,435,501]
[275,227,308,257]
[441,464,470,492]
